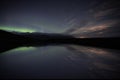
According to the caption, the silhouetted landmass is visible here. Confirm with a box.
[0,30,120,53]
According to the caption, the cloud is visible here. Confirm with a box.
[94,8,115,19]
[70,20,117,34]
[65,0,120,38]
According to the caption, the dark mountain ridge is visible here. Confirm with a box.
[0,30,120,50]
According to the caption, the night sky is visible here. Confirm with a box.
[0,0,120,79]
[0,0,120,37]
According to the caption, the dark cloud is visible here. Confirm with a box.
[65,0,120,38]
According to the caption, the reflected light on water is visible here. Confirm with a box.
[65,45,120,74]
[66,45,119,60]
[5,47,36,53]
[0,45,120,79]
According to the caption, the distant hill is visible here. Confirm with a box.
[0,30,120,50]
[0,30,20,40]
[0,30,75,44]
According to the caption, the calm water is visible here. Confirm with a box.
[0,45,120,79]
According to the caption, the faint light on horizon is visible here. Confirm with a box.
[0,26,36,33]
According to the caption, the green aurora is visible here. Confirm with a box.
[0,26,36,32]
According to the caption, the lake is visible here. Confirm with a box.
[0,45,120,79]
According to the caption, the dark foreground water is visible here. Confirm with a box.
[0,45,120,79]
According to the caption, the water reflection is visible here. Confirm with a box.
[66,45,120,78]
[0,44,120,79]
[66,45,119,60]
[2,47,36,54]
